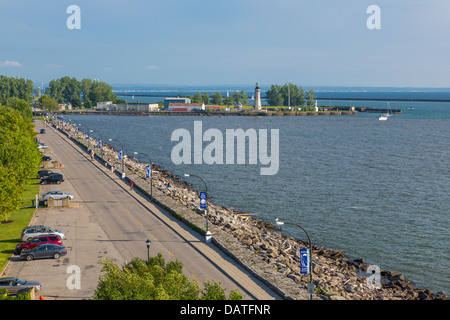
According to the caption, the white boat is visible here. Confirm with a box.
[379,102,393,120]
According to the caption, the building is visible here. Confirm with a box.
[97,101,113,109]
[97,101,159,112]
[115,103,159,112]
[168,103,205,111]
[254,82,261,110]
[164,97,191,109]
[59,103,72,111]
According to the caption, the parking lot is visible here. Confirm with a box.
[2,124,124,299]
[2,120,277,300]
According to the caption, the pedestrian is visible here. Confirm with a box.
[130,180,133,191]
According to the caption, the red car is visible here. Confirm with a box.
[14,234,63,254]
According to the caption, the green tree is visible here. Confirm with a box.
[39,95,59,113]
[223,96,233,106]
[192,92,203,104]
[239,90,248,105]
[232,92,241,105]
[46,77,118,108]
[0,105,41,221]
[94,254,242,300]
[265,85,283,106]
[0,76,34,102]
[266,83,310,107]
[210,92,222,105]
[307,88,316,107]
[202,92,209,105]
[4,97,32,120]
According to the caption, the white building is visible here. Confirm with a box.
[97,101,113,109]
[115,103,159,112]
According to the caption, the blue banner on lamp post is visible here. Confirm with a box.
[146,165,151,178]
[300,248,310,274]
[199,192,207,209]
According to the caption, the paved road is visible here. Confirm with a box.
[3,120,280,300]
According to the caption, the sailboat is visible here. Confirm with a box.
[379,102,393,121]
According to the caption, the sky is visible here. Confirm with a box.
[1,0,450,89]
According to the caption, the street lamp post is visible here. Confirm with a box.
[275,218,314,300]
[78,123,91,152]
[108,138,125,178]
[133,152,153,200]
[184,173,211,243]
[91,131,104,160]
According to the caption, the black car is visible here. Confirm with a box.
[37,170,54,179]
[42,155,52,161]
[40,173,64,185]
[20,244,67,261]
[40,129,46,134]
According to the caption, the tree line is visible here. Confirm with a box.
[45,76,120,108]
[0,75,34,103]
[265,83,316,108]
[0,102,41,222]
[179,90,249,106]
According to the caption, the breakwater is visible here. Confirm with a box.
[34,109,360,117]
[48,118,447,300]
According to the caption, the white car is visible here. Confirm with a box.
[41,191,74,200]
[21,225,66,242]
[37,143,47,149]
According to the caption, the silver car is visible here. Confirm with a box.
[21,225,66,242]
[41,191,74,200]
[0,277,41,295]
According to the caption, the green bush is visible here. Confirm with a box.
[94,253,242,300]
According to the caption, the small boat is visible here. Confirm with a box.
[379,102,393,121]
[408,107,414,110]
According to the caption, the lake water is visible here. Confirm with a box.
[65,94,449,295]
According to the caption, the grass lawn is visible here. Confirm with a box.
[0,177,40,273]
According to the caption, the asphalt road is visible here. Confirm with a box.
[3,120,280,300]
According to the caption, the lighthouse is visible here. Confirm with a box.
[254,82,261,110]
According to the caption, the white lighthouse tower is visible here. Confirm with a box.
[254,82,261,110]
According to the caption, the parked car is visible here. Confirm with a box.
[37,169,54,179]
[38,142,47,147]
[40,173,64,185]
[42,155,52,161]
[14,234,63,254]
[0,277,41,295]
[40,129,46,134]
[21,244,67,261]
[21,225,66,242]
[41,191,74,200]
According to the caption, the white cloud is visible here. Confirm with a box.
[145,65,158,70]
[1,60,22,67]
